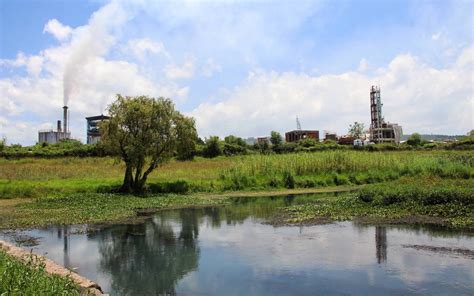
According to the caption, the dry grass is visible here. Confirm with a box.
[0,156,233,182]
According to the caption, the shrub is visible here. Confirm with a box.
[267,177,280,188]
[282,171,295,189]
[202,136,222,158]
[148,180,190,194]
[333,174,350,185]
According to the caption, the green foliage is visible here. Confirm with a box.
[357,182,473,206]
[0,138,5,152]
[202,136,222,158]
[407,133,422,146]
[176,115,198,161]
[272,142,298,153]
[283,170,295,189]
[101,95,197,193]
[348,121,365,138]
[0,251,79,295]
[1,193,229,229]
[270,131,283,146]
[282,178,474,228]
[254,140,272,154]
[1,140,106,158]
[223,135,248,156]
[147,180,191,194]
[222,168,257,190]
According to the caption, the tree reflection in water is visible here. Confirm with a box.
[375,226,387,264]
[97,209,201,295]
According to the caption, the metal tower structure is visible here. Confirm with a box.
[296,116,302,131]
[370,86,383,142]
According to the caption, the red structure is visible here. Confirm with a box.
[285,130,319,142]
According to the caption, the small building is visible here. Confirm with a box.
[38,119,70,144]
[337,135,356,145]
[257,137,270,145]
[86,115,110,144]
[38,129,70,144]
[324,133,337,141]
[285,130,319,143]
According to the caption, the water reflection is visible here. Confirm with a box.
[57,226,71,268]
[375,226,387,264]
[2,194,473,295]
[96,210,201,295]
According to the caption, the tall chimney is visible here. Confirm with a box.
[57,120,62,132]
[63,106,68,134]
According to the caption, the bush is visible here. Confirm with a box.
[296,178,316,188]
[357,182,474,206]
[333,174,350,185]
[267,177,280,188]
[148,180,190,194]
[407,133,422,146]
[282,171,295,189]
[202,136,222,158]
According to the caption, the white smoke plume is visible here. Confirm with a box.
[62,1,131,106]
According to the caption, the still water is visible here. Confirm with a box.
[3,195,474,295]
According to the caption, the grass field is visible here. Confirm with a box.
[1,150,472,198]
[0,250,79,295]
[0,150,472,229]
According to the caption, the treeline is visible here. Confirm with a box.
[194,132,474,158]
[1,132,473,159]
[0,140,107,158]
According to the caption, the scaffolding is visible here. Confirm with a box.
[369,86,402,144]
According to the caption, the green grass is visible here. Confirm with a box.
[0,193,230,229]
[280,178,474,228]
[1,150,471,199]
[0,150,472,229]
[0,250,79,295]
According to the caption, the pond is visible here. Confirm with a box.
[2,194,474,295]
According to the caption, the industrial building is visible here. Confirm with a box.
[285,117,319,143]
[86,115,109,144]
[38,106,71,144]
[324,132,337,142]
[369,86,402,144]
[285,130,319,142]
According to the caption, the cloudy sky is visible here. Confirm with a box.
[0,0,473,145]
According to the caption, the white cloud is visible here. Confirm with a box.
[126,38,169,60]
[358,58,368,72]
[190,47,473,138]
[431,32,441,41]
[2,0,472,145]
[201,58,222,77]
[165,57,195,79]
[0,52,44,76]
[43,19,72,41]
[0,0,189,145]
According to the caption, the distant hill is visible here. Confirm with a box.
[401,134,466,141]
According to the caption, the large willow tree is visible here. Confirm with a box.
[101,95,197,194]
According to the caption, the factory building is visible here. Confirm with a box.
[285,130,319,142]
[324,132,337,142]
[86,115,109,144]
[369,86,402,144]
[38,106,71,144]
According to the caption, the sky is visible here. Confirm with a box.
[0,0,473,145]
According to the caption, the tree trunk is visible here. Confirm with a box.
[120,164,133,193]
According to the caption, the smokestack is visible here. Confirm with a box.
[57,120,62,132]
[63,106,68,134]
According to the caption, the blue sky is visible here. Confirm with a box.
[1,0,473,145]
